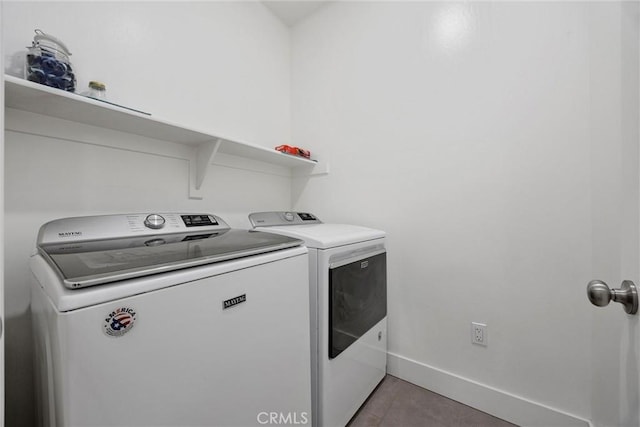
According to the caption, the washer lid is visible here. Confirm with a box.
[31,245,309,312]
[36,214,303,289]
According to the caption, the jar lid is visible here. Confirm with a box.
[89,81,106,91]
[32,29,71,56]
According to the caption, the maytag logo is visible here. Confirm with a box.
[223,294,246,310]
[58,231,83,238]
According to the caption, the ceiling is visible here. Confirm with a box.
[262,1,329,27]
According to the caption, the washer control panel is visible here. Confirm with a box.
[144,214,166,229]
[248,211,322,227]
[181,214,219,227]
[37,213,230,245]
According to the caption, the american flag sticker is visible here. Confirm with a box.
[104,307,137,337]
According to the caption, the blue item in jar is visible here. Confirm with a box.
[27,67,46,84]
[26,51,75,92]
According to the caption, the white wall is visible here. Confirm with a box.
[0,2,5,426]
[3,1,292,147]
[3,2,291,426]
[291,2,621,425]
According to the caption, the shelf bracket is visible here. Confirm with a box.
[293,158,330,177]
[189,139,221,199]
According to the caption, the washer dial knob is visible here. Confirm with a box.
[284,212,295,222]
[144,214,166,230]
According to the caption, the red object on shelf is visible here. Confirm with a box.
[275,145,311,159]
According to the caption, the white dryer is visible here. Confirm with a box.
[30,213,312,427]
[249,212,387,427]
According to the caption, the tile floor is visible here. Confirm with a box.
[347,375,518,427]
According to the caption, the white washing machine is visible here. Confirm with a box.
[249,212,387,427]
[30,213,312,427]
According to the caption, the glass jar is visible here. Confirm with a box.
[85,81,106,100]
[25,29,76,92]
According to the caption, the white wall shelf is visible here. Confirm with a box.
[4,74,324,199]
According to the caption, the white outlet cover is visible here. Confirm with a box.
[471,322,487,346]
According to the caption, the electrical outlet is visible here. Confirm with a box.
[471,322,487,346]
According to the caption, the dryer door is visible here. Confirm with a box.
[329,249,387,359]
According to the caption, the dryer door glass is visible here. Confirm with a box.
[329,252,387,359]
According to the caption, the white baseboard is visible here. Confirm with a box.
[387,352,592,427]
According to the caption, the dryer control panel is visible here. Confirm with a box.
[249,211,322,227]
